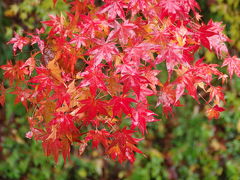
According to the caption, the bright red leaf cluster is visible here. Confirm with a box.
[1,0,239,163]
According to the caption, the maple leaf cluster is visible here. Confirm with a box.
[1,0,239,163]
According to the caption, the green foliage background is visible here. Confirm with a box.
[0,0,240,179]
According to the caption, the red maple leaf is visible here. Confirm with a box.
[159,0,181,17]
[174,59,222,102]
[205,20,229,58]
[155,43,191,77]
[79,15,102,38]
[175,72,199,102]
[70,33,87,48]
[20,53,37,76]
[48,112,79,136]
[120,73,149,98]
[195,21,218,50]
[87,38,119,66]
[98,0,127,20]
[184,0,200,12]
[78,66,108,95]
[51,84,71,108]
[110,96,136,117]
[10,87,33,109]
[128,0,150,17]
[29,66,55,92]
[193,59,222,83]
[138,85,154,103]
[206,105,225,120]
[41,15,64,35]
[131,103,158,134]
[42,137,71,163]
[222,56,240,78]
[115,62,138,75]
[28,29,45,54]
[141,68,160,93]
[0,61,26,85]
[124,41,155,64]
[157,83,181,116]
[207,86,225,105]
[78,97,108,120]
[108,20,138,45]
[85,129,110,148]
[107,128,143,163]
[31,35,44,54]
[42,112,81,162]
[7,32,30,55]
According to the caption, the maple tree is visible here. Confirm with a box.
[1,0,239,164]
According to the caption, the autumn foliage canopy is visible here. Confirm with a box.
[1,0,240,163]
